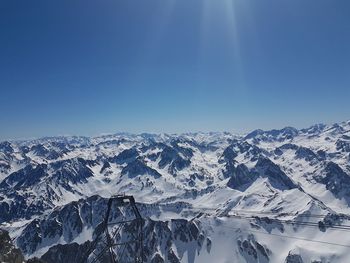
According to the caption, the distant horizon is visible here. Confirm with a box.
[2,118,349,142]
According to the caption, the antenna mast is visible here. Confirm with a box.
[82,195,143,263]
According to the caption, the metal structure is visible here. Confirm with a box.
[82,195,143,263]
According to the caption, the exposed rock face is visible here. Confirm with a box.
[277,143,299,152]
[17,195,109,255]
[0,229,46,263]
[274,143,298,156]
[219,147,238,165]
[285,251,304,263]
[0,142,14,154]
[0,158,95,192]
[0,158,96,223]
[14,194,206,262]
[221,140,264,181]
[227,157,297,191]
[252,217,285,233]
[237,234,270,263]
[254,157,297,190]
[227,164,257,191]
[220,146,238,179]
[244,129,265,140]
[336,140,350,152]
[110,148,139,164]
[41,241,91,263]
[150,253,164,263]
[121,159,162,178]
[0,164,47,190]
[0,229,25,263]
[158,144,191,175]
[316,162,350,202]
[29,144,64,160]
[245,127,299,142]
[35,218,205,263]
[301,123,326,135]
[295,146,319,162]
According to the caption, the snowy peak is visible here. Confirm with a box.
[1,120,350,262]
[244,127,299,143]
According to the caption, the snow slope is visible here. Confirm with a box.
[0,121,350,262]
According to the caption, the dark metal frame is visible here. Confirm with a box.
[81,195,143,263]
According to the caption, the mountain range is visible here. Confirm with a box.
[1,120,350,262]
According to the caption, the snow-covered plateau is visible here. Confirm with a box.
[1,120,350,262]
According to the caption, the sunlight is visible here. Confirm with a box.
[199,0,243,62]
[199,0,247,91]
[223,0,247,90]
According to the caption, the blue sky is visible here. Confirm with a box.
[0,0,349,139]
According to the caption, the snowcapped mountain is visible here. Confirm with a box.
[1,120,350,262]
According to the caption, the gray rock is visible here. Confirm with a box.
[285,252,304,263]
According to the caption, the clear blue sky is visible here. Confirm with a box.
[0,0,349,140]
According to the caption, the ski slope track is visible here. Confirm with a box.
[1,121,350,262]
